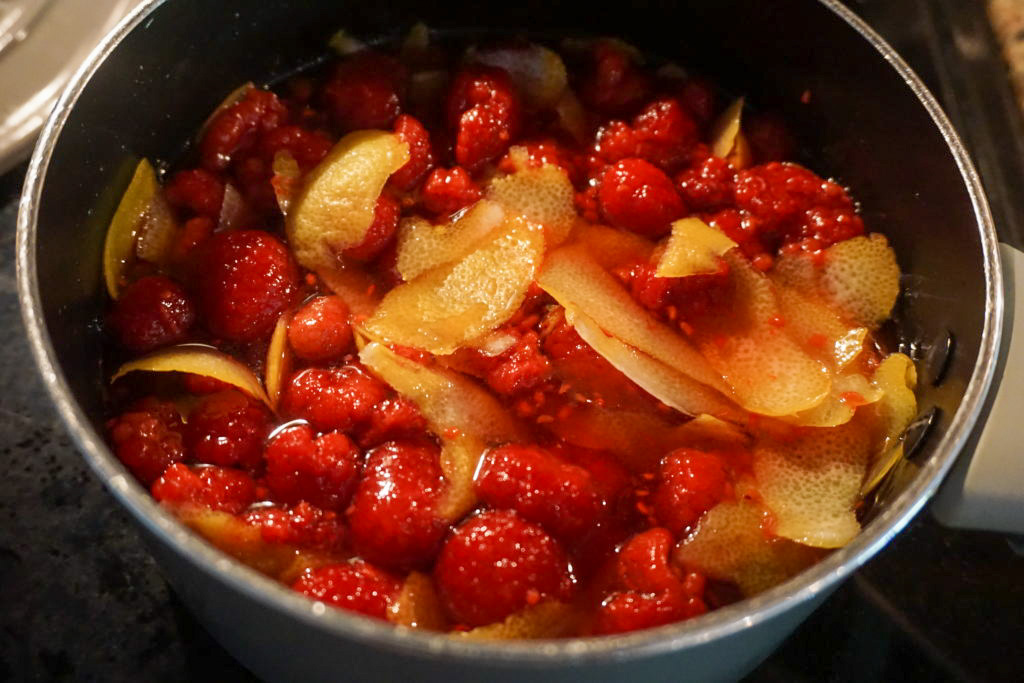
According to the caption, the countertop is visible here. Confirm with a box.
[1,1,1022,681]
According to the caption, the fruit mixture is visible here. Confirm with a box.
[101,28,917,638]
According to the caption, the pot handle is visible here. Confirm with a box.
[932,242,1024,534]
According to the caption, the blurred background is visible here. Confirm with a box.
[0,1,1021,680]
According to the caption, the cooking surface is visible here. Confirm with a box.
[1,1,1022,680]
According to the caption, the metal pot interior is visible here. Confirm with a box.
[18,0,1002,670]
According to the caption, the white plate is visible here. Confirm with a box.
[0,0,145,173]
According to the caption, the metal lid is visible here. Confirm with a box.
[0,0,143,173]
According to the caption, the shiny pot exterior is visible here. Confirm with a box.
[16,1,1003,681]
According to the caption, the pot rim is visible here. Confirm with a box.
[15,0,1004,665]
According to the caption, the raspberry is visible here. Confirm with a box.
[677,77,717,126]
[420,166,482,216]
[322,51,407,130]
[591,120,638,166]
[106,399,185,484]
[200,88,288,171]
[108,276,195,353]
[287,296,353,363]
[676,155,736,212]
[446,66,522,171]
[343,194,401,262]
[552,444,632,502]
[475,444,605,540]
[579,40,652,116]
[170,216,215,263]
[346,439,447,570]
[243,501,346,552]
[197,230,299,342]
[621,258,731,320]
[390,114,435,191]
[183,374,232,395]
[653,449,730,536]
[744,111,796,163]
[292,561,402,620]
[257,125,333,170]
[797,206,865,251]
[631,97,698,172]
[184,390,271,469]
[434,510,574,627]
[704,209,765,258]
[615,528,681,593]
[541,315,597,361]
[498,138,580,184]
[264,423,363,511]
[484,332,552,396]
[593,589,706,635]
[280,364,388,433]
[354,397,428,449]
[598,159,685,238]
[151,463,259,514]
[734,162,864,251]
[165,169,225,218]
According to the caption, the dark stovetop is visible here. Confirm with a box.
[1,1,1022,681]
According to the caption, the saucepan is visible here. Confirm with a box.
[15,0,1024,680]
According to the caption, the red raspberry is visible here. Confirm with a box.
[734,162,864,250]
[322,51,407,130]
[390,114,435,190]
[346,439,447,570]
[475,444,605,540]
[653,449,730,536]
[498,138,580,184]
[184,390,271,469]
[579,40,652,116]
[484,332,552,396]
[615,528,681,593]
[631,97,698,172]
[200,88,288,171]
[676,155,737,211]
[108,276,195,353]
[165,169,225,218]
[264,423,363,511]
[420,166,482,216]
[797,206,865,252]
[151,463,258,514]
[280,364,388,433]
[170,216,215,263]
[434,510,574,627]
[343,194,401,262]
[541,315,598,361]
[242,501,346,552]
[574,185,601,224]
[591,120,639,166]
[183,374,232,395]
[197,230,299,342]
[446,66,522,171]
[552,444,632,502]
[593,589,707,635]
[620,257,731,320]
[745,111,796,163]
[292,561,402,620]
[106,399,185,484]
[257,125,333,170]
[598,159,685,238]
[677,77,717,126]
[354,397,428,449]
[704,209,763,257]
[287,296,353,363]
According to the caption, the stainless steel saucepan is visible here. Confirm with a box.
[16,0,1024,680]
